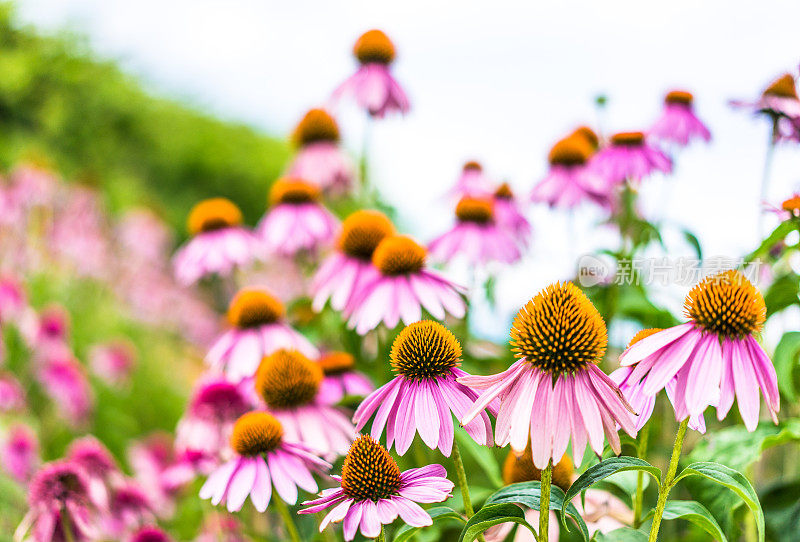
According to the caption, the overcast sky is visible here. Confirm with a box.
[17,0,800,340]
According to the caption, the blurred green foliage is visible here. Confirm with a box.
[0,2,289,232]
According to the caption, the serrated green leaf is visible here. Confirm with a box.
[454,429,503,488]
[561,457,660,528]
[773,332,800,402]
[393,506,465,542]
[457,503,538,542]
[485,481,589,541]
[675,461,764,542]
[645,500,727,541]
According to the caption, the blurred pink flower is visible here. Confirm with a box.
[493,183,532,249]
[199,411,330,512]
[731,72,800,122]
[116,209,173,266]
[194,513,246,542]
[447,161,494,199]
[532,135,610,209]
[346,235,466,335]
[127,435,179,518]
[207,287,318,382]
[649,90,711,146]
[287,108,354,194]
[37,354,93,426]
[590,131,672,185]
[332,29,410,118]
[103,481,155,538]
[429,197,522,266]
[317,352,373,403]
[311,209,395,313]
[24,304,71,357]
[8,164,59,210]
[15,461,97,542]
[66,436,120,510]
[257,178,338,257]
[173,198,262,286]
[89,341,137,387]
[0,372,27,412]
[49,187,111,279]
[0,275,27,325]
[1,424,39,483]
[129,525,172,542]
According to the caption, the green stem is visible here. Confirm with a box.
[539,460,552,542]
[452,441,485,542]
[377,524,387,542]
[633,423,651,528]
[274,496,302,542]
[60,508,76,542]
[648,419,689,542]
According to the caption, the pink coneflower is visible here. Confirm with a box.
[253,349,356,458]
[127,435,180,518]
[199,411,330,512]
[89,341,137,387]
[300,435,454,541]
[15,461,97,542]
[590,131,672,185]
[619,270,779,431]
[354,321,494,456]
[532,135,610,209]
[1,424,39,483]
[346,235,466,335]
[8,163,59,210]
[195,514,246,542]
[766,193,800,221]
[116,209,173,265]
[128,525,171,542]
[317,352,374,403]
[429,197,522,266]
[447,161,494,198]
[37,355,93,426]
[24,304,70,357]
[175,377,251,457]
[66,436,120,510]
[311,209,395,313]
[611,329,706,433]
[103,482,154,537]
[332,29,410,118]
[0,372,26,412]
[493,183,532,249]
[649,90,711,146]
[731,72,800,122]
[257,178,338,257]
[287,108,355,194]
[460,282,637,469]
[173,198,262,286]
[206,287,318,382]
[0,275,26,325]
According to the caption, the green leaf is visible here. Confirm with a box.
[485,482,589,541]
[682,228,703,260]
[647,500,727,541]
[394,506,465,542]
[773,332,800,402]
[764,274,800,316]
[746,220,798,261]
[591,527,649,541]
[454,430,503,488]
[561,457,661,527]
[689,420,800,472]
[675,461,765,542]
[457,503,538,542]
[760,480,800,542]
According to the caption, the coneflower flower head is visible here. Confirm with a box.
[317,351,374,403]
[292,108,340,147]
[590,131,672,185]
[354,30,396,65]
[532,135,610,209]
[288,109,354,193]
[187,198,242,237]
[620,270,778,431]
[353,321,494,455]
[300,435,454,541]
[460,282,636,469]
[649,90,711,146]
[129,525,172,542]
[312,210,395,312]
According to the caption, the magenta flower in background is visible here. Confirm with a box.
[460,282,637,468]
[287,108,355,194]
[0,372,27,412]
[173,198,262,286]
[1,424,39,483]
[37,354,93,426]
[89,341,137,387]
[0,274,27,325]
[127,434,180,518]
[23,304,71,357]
[66,436,121,510]
[590,131,672,185]
[300,435,454,541]
[199,411,330,512]
[254,349,357,458]
[649,90,711,146]
[128,525,172,542]
[332,29,410,118]
[429,196,522,266]
[532,133,610,209]
[619,270,779,431]
[492,183,532,249]
[317,351,374,403]
[446,161,494,199]
[311,209,395,313]
[346,235,466,335]
[103,481,155,538]
[353,321,494,456]
[257,178,338,257]
[206,287,318,382]
[15,461,97,542]
[731,72,800,123]
[116,208,173,266]
[175,377,251,457]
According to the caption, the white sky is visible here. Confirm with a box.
[17,0,800,340]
